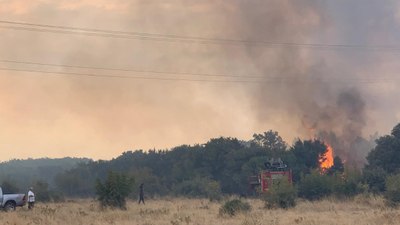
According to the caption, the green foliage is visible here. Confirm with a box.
[12,126,392,199]
[219,199,251,216]
[49,191,65,202]
[1,179,20,194]
[95,171,135,209]
[0,158,90,191]
[289,139,328,182]
[362,167,387,193]
[384,174,400,207]
[331,170,363,198]
[55,161,108,197]
[298,169,363,200]
[367,123,400,174]
[33,180,51,202]
[263,179,297,209]
[298,171,333,200]
[130,168,166,197]
[391,123,400,139]
[30,180,65,202]
[252,130,287,153]
[173,177,222,201]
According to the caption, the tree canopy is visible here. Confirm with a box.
[367,123,400,174]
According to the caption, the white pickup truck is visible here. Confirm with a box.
[0,187,26,211]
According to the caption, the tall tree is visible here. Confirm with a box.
[252,130,287,153]
[367,123,400,174]
[289,139,328,182]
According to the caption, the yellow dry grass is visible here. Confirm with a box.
[0,196,399,225]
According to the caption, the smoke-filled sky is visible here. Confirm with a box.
[0,0,399,161]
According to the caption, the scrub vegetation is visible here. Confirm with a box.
[1,197,399,225]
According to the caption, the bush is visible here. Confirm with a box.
[298,171,333,200]
[332,170,363,198]
[49,191,65,203]
[1,180,20,194]
[33,180,51,202]
[263,178,297,209]
[95,171,135,209]
[362,167,387,194]
[173,177,222,201]
[384,174,400,207]
[219,199,251,216]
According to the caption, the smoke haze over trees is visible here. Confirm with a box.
[0,1,399,162]
[0,123,398,200]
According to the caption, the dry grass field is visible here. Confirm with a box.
[1,196,399,225]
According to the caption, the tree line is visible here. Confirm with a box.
[1,123,400,205]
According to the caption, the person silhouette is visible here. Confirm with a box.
[138,183,145,204]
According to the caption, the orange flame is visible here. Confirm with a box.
[320,144,334,170]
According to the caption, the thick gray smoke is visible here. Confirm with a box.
[225,0,399,167]
[0,0,398,162]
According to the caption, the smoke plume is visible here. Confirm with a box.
[0,0,399,163]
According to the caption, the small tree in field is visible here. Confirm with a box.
[298,171,333,200]
[263,178,297,209]
[384,174,400,207]
[96,171,135,209]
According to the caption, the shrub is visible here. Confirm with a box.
[95,171,135,209]
[384,174,400,207]
[362,167,387,194]
[50,191,65,203]
[332,170,363,198]
[219,199,251,216]
[1,180,20,194]
[263,178,297,209]
[298,171,333,200]
[173,177,222,201]
[33,180,51,202]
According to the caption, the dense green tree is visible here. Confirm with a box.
[391,123,400,139]
[332,170,363,198]
[298,171,333,200]
[289,139,328,182]
[367,123,400,174]
[0,158,89,191]
[263,178,297,209]
[172,176,222,200]
[252,130,287,153]
[362,167,387,193]
[384,173,400,207]
[95,171,135,209]
[1,179,20,194]
[54,163,100,197]
[33,180,51,202]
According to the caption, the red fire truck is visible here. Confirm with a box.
[249,158,292,193]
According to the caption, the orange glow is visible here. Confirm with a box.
[320,144,334,170]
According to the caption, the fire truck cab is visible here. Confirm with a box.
[249,158,292,193]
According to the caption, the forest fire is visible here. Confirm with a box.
[320,144,334,170]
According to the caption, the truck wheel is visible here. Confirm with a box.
[4,201,16,211]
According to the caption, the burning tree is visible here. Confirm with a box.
[319,143,334,170]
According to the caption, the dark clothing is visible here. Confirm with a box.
[28,202,34,209]
[138,184,145,204]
